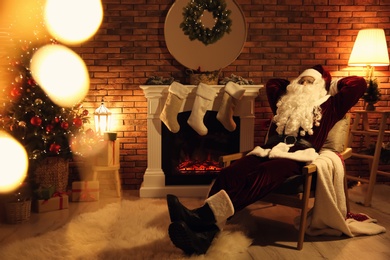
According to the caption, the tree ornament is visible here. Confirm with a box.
[61,121,69,129]
[45,124,54,133]
[73,118,83,128]
[30,116,42,126]
[49,143,61,153]
[18,121,27,128]
[31,150,41,160]
[28,78,36,86]
[10,87,21,98]
[34,98,43,105]
[180,0,232,46]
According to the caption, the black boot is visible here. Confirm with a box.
[167,194,216,231]
[168,221,219,255]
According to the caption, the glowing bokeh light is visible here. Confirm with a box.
[0,0,47,40]
[30,44,90,108]
[0,132,28,193]
[44,0,103,45]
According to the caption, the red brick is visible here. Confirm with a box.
[65,0,390,190]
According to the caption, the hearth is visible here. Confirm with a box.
[139,84,263,198]
[162,111,240,186]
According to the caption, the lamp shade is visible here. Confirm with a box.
[348,28,390,67]
[94,100,111,135]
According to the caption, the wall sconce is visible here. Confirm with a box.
[94,98,112,135]
[348,28,389,80]
[348,28,390,110]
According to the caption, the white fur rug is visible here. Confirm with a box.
[0,198,252,260]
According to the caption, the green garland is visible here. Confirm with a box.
[180,0,232,46]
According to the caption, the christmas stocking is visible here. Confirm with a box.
[187,83,217,136]
[216,81,246,131]
[160,82,190,133]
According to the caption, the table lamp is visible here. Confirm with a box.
[348,28,389,110]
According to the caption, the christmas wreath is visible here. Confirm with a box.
[180,0,232,46]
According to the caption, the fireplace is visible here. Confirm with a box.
[162,111,240,186]
[139,84,263,198]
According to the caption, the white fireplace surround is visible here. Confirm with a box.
[139,84,263,198]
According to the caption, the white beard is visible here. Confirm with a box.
[273,78,328,137]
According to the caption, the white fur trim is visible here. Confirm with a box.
[197,83,217,100]
[224,81,246,99]
[247,142,319,163]
[298,68,322,81]
[247,146,271,157]
[205,190,235,230]
[268,143,319,162]
[169,81,190,99]
[329,78,340,96]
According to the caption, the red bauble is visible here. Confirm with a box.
[82,109,89,116]
[30,116,42,126]
[10,87,21,98]
[45,124,54,133]
[27,78,36,86]
[49,143,61,153]
[61,121,69,129]
[73,118,83,128]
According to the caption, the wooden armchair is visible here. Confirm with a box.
[219,114,352,250]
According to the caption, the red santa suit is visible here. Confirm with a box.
[208,66,367,212]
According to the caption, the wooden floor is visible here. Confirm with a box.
[0,184,389,260]
[234,183,390,260]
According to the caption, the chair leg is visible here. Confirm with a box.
[344,174,350,213]
[297,173,313,250]
[297,201,309,250]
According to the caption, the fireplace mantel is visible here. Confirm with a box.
[139,84,263,198]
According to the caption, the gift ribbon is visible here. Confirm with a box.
[52,191,68,209]
[72,181,99,201]
[41,191,68,209]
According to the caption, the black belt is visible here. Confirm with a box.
[265,135,313,149]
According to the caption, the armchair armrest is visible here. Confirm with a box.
[303,147,352,175]
[219,151,249,167]
[340,147,352,160]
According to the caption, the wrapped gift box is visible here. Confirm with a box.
[94,139,120,166]
[71,181,100,202]
[33,185,55,200]
[33,194,69,213]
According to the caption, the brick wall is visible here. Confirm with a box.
[70,0,390,190]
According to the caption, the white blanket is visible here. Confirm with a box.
[247,145,386,236]
[303,150,386,237]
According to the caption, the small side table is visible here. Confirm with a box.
[347,110,390,206]
[92,164,121,197]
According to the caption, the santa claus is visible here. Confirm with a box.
[166,65,367,255]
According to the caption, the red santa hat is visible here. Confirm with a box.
[298,64,332,91]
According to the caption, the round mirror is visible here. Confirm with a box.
[164,0,247,72]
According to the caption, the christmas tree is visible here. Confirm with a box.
[0,38,91,166]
